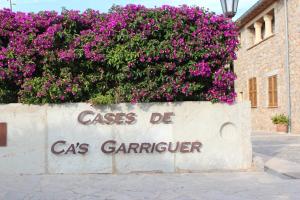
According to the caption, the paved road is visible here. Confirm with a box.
[252,133,300,164]
[0,172,300,200]
[252,132,300,179]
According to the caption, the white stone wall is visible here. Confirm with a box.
[0,102,252,174]
[0,104,47,174]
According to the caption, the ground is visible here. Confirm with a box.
[253,132,300,179]
[1,132,300,200]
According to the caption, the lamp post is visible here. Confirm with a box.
[7,0,14,11]
[220,0,239,18]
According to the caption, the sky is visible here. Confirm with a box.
[0,0,259,19]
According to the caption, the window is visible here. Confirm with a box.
[268,75,278,107]
[246,9,275,49]
[249,78,257,108]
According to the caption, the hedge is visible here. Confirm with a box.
[0,5,238,104]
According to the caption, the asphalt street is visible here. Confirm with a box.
[252,132,300,179]
[252,133,300,164]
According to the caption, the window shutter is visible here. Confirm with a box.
[249,79,252,106]
[268,75,278,107]
[249,78,257,108]
[253,78,257,107]
[268,77,272,106]
[273,76,278,106]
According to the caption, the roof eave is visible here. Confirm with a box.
[235,0,277,29]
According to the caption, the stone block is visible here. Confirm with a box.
[113,103,175,173]
[47,104,113,174]
[0,104,47,174]
[173,102,252,171]
[0,102,252,174]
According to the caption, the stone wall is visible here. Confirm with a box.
[0,102,252,174]
[288,0,300,133]
[234,0,300,133]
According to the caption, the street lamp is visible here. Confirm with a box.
[6,0,15,11]
[220,0,239,18]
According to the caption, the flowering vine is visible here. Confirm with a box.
[0,5,238,104]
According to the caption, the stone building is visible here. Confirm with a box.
[234,0,300,133]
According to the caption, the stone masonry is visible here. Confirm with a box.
[234,0,300,133]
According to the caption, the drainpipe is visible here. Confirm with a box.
[284,0,292,133]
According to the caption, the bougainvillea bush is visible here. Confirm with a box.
[0,5,238,104]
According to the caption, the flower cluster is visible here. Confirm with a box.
[0,5,238,104]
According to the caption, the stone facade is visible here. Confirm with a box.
[234,0,300,133]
